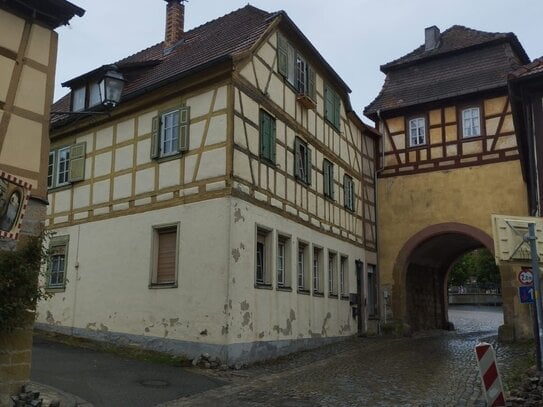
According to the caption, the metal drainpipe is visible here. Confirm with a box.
[374,109,385,331]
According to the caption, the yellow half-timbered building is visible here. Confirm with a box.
[37,2,378,364]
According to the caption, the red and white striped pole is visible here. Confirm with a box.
[475,342,506,407]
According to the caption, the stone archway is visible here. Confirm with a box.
[391,223,494,331]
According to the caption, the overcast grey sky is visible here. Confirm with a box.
[54,0,543,123]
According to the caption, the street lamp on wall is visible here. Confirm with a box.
[99,69,125,109]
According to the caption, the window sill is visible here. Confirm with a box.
[461,134,484,140]
[48,184,72,193]
[313,291,324,297]
[407,144,427,150]
[294,176,311,187]
[344,205,355,212]
[324,118,340,133]
[340,295,350,301]
[260,157,277,168]
[149,283,178,289]
[255,283,273,290]
[329,293,338,299]
[324,195,335,203]
[297,288,310,295]
[296,94,316,110]
[277,285,292,292]
[156,152,183,163]
[46,286,66,293]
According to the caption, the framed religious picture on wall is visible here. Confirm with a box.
[0,172,32,240]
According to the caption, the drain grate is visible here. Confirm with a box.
[138,379,170,388]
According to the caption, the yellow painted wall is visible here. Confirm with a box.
[378,160,528,287]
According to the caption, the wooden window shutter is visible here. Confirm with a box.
[323,162,330,197]
[277,34,289,77]
[150,115,160,159]
[324,85,333,121]
[179,106,190,152]
[68,142,86,182]
[270,119,276,163]
[330,163,335,199]
[307,147,312,184]
[308,65,316,101]
[260,111,269,158]
[294,138,301,178]
[334,92,341,129]
[156,228,177,284]
[343,174,348,207]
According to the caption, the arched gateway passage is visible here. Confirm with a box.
[393,223,494,331]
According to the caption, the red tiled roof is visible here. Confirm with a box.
[364,25,530,118]
[509,57,543,80]
[52,5,277,123]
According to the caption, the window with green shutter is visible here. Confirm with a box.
[151,106,190,159]
[259,110,276,164]
[325,84,341,130]
[323,159,334,199]
[294,137,311,185]
[47,142,86,189]
[277,33,316,104]
[344,174,354,211]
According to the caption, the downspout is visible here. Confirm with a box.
[374,109,386,328]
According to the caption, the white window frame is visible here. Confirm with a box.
[47,151,55,189]
[297,241,309,291]
[56,147,70,187]
[313,251,319,292]
[276,234,291,288]
[160,109,180,157]
[409,117,426,147]
[340,256,348,297]
[47,235,69,290]
[462,107,481,138]
[328,251,337,296]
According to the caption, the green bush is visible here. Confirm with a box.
[0,233,51,332]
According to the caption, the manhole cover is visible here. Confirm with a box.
[138,379,170,388]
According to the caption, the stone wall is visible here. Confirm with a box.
[0,199,45,407]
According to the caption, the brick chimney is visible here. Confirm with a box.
[424,26,440,51]
[164,0,185,48]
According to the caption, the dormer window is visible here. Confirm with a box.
[65,65,125,112]
[72,87,86,112]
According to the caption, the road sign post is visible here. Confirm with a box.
[528,222,543,372]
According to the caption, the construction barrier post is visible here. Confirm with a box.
[475,342,506,407]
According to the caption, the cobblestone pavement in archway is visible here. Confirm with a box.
[161,306,533,407]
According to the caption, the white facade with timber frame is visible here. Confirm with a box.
[36,3,378,364]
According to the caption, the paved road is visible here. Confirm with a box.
[31,336,225,407]
[33,306,531,407]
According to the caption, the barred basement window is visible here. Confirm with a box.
[256,227,272,286]
[328,251,338,296]
[277,235,291,288]
[297,241,310,292]
[47,235,69,289]
[150,224,179,287]
[313,246,323,294]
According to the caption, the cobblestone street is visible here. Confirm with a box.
[162,306,531,407]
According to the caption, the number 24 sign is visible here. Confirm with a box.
[518,268,534,286]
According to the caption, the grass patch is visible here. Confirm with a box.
[500,339,536,391]
[34,329,191,367]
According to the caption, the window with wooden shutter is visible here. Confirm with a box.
[151,224,179,287]
[294,137,311,185]
[325,84,341,131]
[69,142,86,182]
[259,110,276,163]
[151,106,190,160]
[323,159,334,199]
[277,34,289,77]
[344,174,354,211]
[150,115,160,159]
[47,152,54,188]
[179,106,190,152]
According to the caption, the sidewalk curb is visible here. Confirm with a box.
[27,381,93,407]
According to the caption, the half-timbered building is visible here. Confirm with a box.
[364,25,533,338]
[37,1,378,363]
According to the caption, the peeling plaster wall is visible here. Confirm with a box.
[227,197,364,354]
[36,197,231,346]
